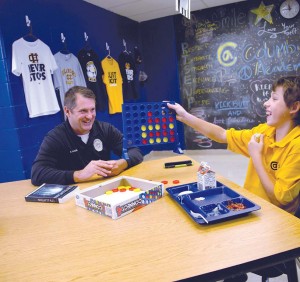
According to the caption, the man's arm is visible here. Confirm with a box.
[31,135,75,186]
[108,123,143,168]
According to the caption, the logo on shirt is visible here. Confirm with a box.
[93,139,103,152]
[125,63,133,81]
[86,61,97,82]
[28,53,46,81]
[270,161,279,170]
[62,68,76,85]
[108,72,117,85]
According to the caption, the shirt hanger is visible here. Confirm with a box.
[123,39,129,54]
[60,33,71,55]
[23,15,38,42]
[84,32,91,51]
[106,42,112,58]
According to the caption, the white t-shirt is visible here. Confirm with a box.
[12,38,60,118]
[53,52,87,106]
[78,133,89,144]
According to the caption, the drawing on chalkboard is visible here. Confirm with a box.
[250,79,272,118]
[175,1,300,149]
[250,2,275,25]
[181,14,197,42]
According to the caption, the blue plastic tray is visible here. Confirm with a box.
[166,182,261,224]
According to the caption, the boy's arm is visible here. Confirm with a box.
[167,103,227,143]
[248,134,281,205]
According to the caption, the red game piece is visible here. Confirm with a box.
[173,180,180,184]
[161,180,168,184]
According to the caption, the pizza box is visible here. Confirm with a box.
[75,176,164,219]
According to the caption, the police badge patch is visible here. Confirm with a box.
[93,139,103,152]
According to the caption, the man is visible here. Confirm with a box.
[31,86,143,186]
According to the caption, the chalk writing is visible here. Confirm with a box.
[211,7,247,30]
[257,21,298,38]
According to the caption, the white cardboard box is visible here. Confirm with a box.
[75,176,164,219]
[197,170,216,190]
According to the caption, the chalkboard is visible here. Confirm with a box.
[175,0,300,149]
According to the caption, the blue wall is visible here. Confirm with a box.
[0,0,182,182]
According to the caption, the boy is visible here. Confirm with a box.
[168,76,300,215]
[168,76,300,281]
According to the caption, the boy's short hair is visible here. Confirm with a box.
[64,86,96,110]
[273,76,300,125]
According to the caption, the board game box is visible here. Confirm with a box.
[75,176,164,219]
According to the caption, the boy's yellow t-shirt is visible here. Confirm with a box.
[226,123,300,213]
[101,57,123,114]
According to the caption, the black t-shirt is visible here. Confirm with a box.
[118,51,138,100]
[77,48,107,111]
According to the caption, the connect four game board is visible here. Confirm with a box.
[122,102,182,159]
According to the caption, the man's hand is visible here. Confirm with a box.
[74,160,116,182]
[110,159,128,176]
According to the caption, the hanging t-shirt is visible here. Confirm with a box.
[53,52,87,106]
[101,57,123,114]
[118,51,138,100]
[77,48,106,111]
[11,38,60,118]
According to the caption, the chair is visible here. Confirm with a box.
[260,205,300,282]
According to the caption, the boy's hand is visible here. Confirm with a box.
[248,133,264,158]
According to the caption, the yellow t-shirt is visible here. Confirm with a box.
[101,57,123,114]
[226,123,300,213]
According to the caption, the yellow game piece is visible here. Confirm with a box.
[133,188,141,192]
[169,123,174,129]
[156,138,161,143]
[141,125,146,131]
[124,186,131,189]
[155,124,160,130]
[163,137,168,142]
[105,190,113,195]
[149,138,154,144]
[142,132,147,138]
[118,186,125,190]
[148,125,153,130]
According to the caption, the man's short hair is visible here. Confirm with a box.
[64,86,96,110]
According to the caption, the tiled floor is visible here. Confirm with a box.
[144,149,300,282]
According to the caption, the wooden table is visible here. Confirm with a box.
[1,155,300,281]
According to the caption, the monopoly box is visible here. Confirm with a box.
[75,176,164,219]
